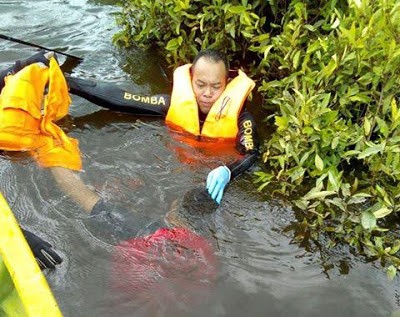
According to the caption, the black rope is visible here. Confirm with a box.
[0,34,83,61]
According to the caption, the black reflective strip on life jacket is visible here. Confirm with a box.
[66,76,171,116]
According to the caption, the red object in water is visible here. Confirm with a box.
[110,227,218,312]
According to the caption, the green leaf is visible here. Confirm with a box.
[328,169,340,191]
[275,116,289,131]
[387,265,397,280]
[341,183,351,197]
[361,211,376,229]
[315,154,324,171]
[363,117,371,136]
[228,5,246,14]
[347,196,367,205]
[375,185,392,207]
[262,45,274,60]
[303,190,336,201]
[375,117,389,138]
[325,197,346,211]
[303,127,314,135]
[331,17,340,29]
[352,192,372,198]
[349,22,356,44]
[322,58,337,78]
[289,166,305,182]
[294,199,309,210]
[391,98,399,123]
[257,181,270,191]
[358,142,385,159]
[293,50,301,70]
[349,93,371,103]
[304,24,315,31]
[357,72,375,86]
[331,136,340,149]
[320,93,331,109]
[343,150,361,157]
[166,38,179,51]
[306,41,321,54]
[373,207,392,219]
[251,33,270,43]
[300,150,312,165]
[390,240,400,255]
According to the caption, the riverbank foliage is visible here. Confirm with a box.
[113,0,400,277]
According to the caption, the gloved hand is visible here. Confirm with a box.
[206,166,231,204]
[22,229,63,270]
[19,50,55,68]
[1,51,55,91]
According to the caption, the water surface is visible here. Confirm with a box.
[0,1,399,316]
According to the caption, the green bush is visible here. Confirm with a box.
[113,0,268,68]
[253,0,400,277]
[113,0,400,277]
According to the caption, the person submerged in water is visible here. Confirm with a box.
[85,187,220,315]
[0,49,259,205]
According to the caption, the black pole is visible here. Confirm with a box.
[0,34,83,61]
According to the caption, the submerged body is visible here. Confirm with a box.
[88,188,219,314]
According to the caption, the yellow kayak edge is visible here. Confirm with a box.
[0,192,63,317]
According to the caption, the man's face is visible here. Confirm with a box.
[191,57,227,115]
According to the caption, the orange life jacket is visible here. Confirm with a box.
[0,58,81,171]
[165,64,255,139]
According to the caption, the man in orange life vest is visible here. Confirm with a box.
[0,49,258,205]
[65,49,259,205]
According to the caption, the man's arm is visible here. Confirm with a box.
[206,109,259,203]
[50,167,101,213]
[66,76,171,116]
[227,109,259,179]
[49,167,151,241]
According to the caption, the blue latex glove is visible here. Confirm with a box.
[206,166,231,204]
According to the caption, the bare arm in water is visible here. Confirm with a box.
[50,167,101,213]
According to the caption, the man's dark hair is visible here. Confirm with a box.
[192,49,229,77]
[181,187,218,215]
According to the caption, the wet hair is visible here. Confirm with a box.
[181,187,219,215]
[165,187,218,235]
[192,49,229,77]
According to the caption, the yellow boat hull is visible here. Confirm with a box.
[0,193,63,317]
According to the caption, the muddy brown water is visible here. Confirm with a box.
[1,1,399,316]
